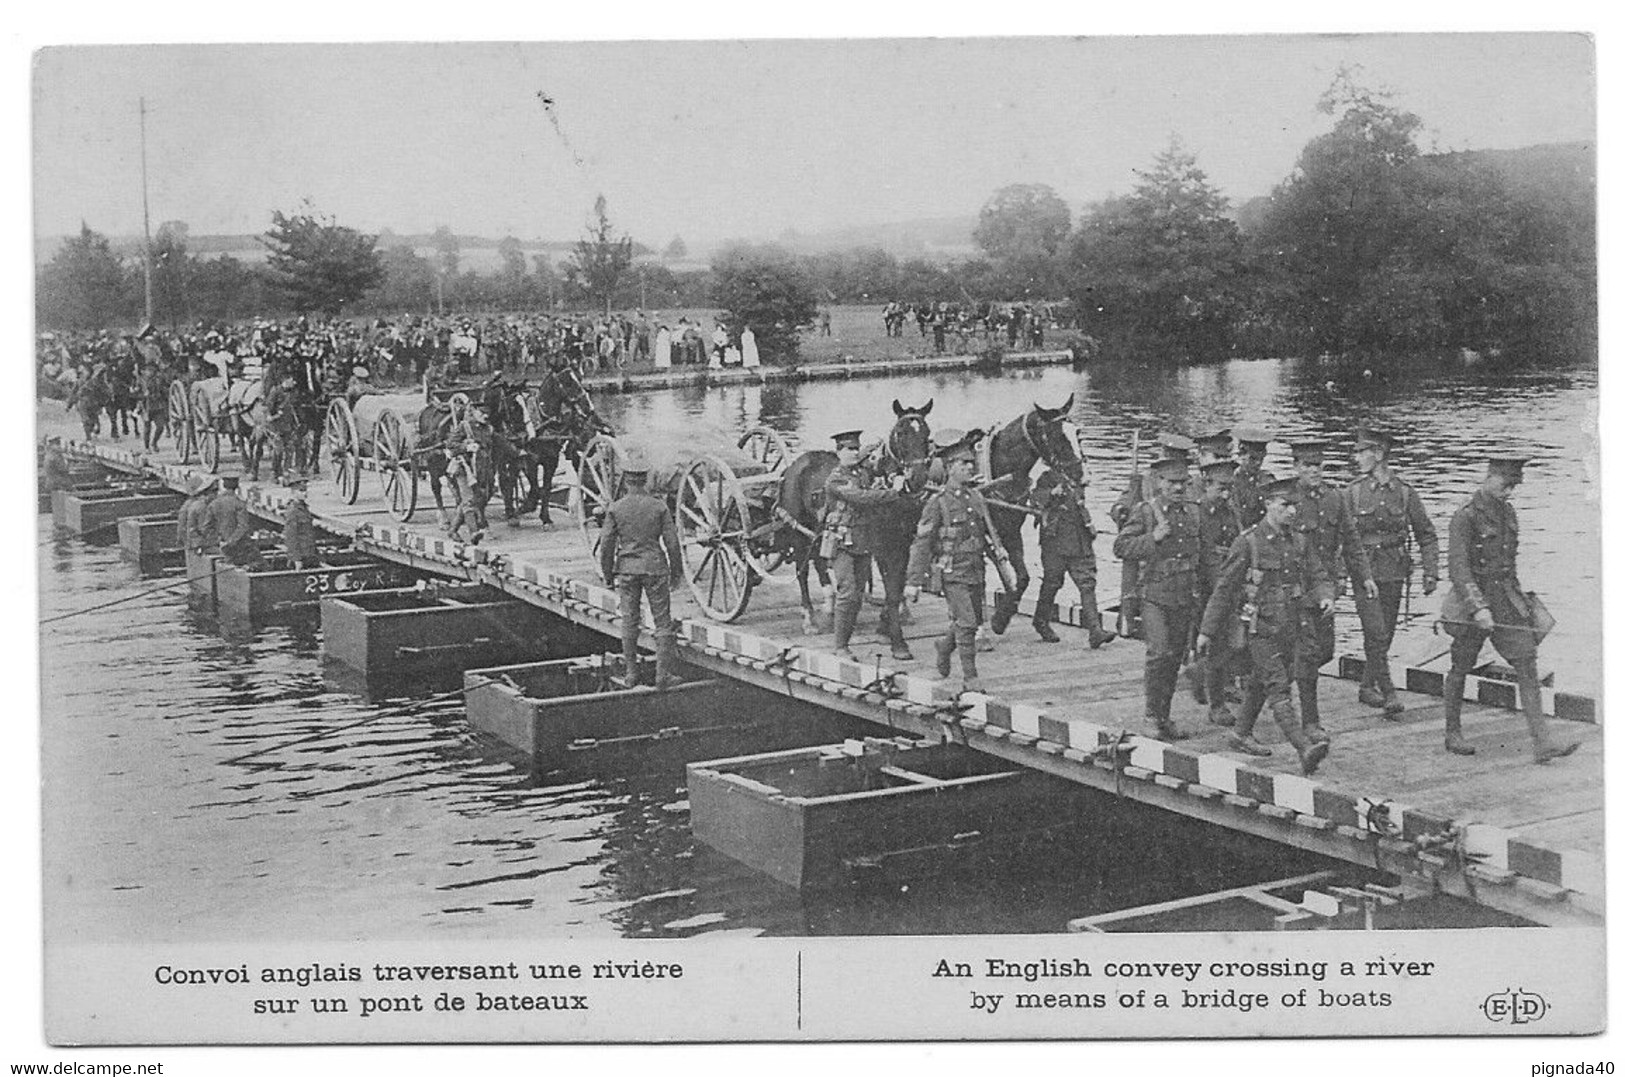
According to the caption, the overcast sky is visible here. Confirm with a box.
[31,34,1593,248]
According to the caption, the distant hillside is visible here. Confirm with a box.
[771,215,979,259]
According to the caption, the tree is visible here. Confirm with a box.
[260,203,384,315]
[152,220,191,327]
[664,235,688,260]
[974,183,1072,295]
[564,194,634,315]
[367,245,438,313]
[36,223,139,330]
[1066,138,1245,358]
[710,243,818,362]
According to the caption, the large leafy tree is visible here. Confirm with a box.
[152,220,191,327]
[710,243,818,362]
[1067,137,1245,358]
[973,183,1072,296]
[36,223,140,330]
[565,195,634,315]
[260,203,385,315]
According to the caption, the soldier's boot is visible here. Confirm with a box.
[957,628,983,694]
[934,633,956,679]
[1032,602,1060,643]
[1148,661,1190,741]
[1377,663,1405,718]
[1185,656,1209,705]
[1205,662,1236,726]
[1081,598,1117,649]
[882,605,914,661]
[621,639,642,688]
[831,604,859,662]
[1226,682,1273,756]
[989,592,1018,635]
[1357,662,1385,710]
[1274,698,1329,776]
[1442,670,1476,756]
[653,635,681,691]
[1516,661,1578,764]
[1297,676,1329,744]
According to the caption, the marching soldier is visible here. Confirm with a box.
[905,429,1010,694]
[282,478,317,569]
[1344,427,1438,716]
[1193,458,1245,725]
[1029,462,1115,648]
[208,475,264,569]
[1231,427,1276,527]
[1110,432,1195,640]
[1113,456,1202,740]
[1289,440,1375,742]
[599,451,683,690]
[1440,458,1577,762]
[1197,478,1333,775]
[820,429,902,661]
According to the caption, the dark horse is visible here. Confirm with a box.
[773,399,934,644]
[513,364,610,528]
[983,394,1081,635]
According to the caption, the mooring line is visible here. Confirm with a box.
[40,562,231,625]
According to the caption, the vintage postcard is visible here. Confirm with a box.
[29,30,1603,1056]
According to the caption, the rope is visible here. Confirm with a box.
[40,561,230,625]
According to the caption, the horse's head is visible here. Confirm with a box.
[1025,393,1082,482]
[510,388,540,442]
[884,398,935,492]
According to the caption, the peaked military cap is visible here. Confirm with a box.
[619,448,651,476]
[286,477,309,491]
[1290,440,1329,463]
[1193,427,1233,451]
[1234,427,1271,448]
[1200,459,1238,478]
[1157,432,1197,459]
[830,429,863,448]
[932,428,979,463]
[1353,427,1394,452]
[220,475,240,490]
[1487,457,1529,480]
[1262,477,1300,502]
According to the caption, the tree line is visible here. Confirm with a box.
[37,71,1593,365]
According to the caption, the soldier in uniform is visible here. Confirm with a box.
[42,436,73,496]
[1344,427,1439,716]
[263,373,302,482]
[282,478,317,569]
[1109,432,1195,640]
[1113,456,1202,740]
[174,474,213,552]
[1197,478,1333,775]
[1289,440,1376,742]
[1192,458,1245,725]
[599,452,684,690]
[208,475,264,569]
[1441,458,1577,762]
[905,430,1009,694]
[1029,463,1115,648]
[1231,427,1275,528]
[820,430,902,661]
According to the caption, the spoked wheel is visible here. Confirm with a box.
[168,381,195,464]
[324,399,361,504]
[676,454,759,622]
[571,434,623,579]
[191,388,223,473]
[737,425,791,475]
[375,409,419,521]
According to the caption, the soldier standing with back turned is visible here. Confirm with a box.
[600,452,683,690]
[1344,427,1438,716]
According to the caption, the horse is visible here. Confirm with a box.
[772,399,935,640]
[982,394,1081,636]
[520,364,610,528]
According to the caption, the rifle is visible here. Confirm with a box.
[974,491,1021,594]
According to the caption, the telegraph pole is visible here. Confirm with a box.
[139,96,155,326]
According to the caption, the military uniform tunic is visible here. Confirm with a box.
[822,462,900,645]
[1292,479,1374,668]
[283,499,317,567]
[1114,496,1201,720]
[1344,472,1439,667]
[600,489,683,654]
[1445,489,1537,663]
[907,485,994,630]
[1232,463,1275,528]
[1032,468,1103,627]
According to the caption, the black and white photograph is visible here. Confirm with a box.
[21,18,1608,1059]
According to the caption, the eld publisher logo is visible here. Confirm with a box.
[1482,988,1548,1025]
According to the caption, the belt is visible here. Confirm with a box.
[1361,535,1407,549]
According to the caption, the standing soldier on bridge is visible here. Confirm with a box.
[208,475,264,569]
[906,430,1009,694]
[282,478,317,570]
[1192,458,1245,725]
[1289,440,1375,743]
[1344,427,1438,717]
[820,430,902,662]
[1231,427,1276,528]
[181,475,219,554]
[1440,458,1577,762]
[599,451,683,690]
[1197,478,1333,775]
[1114,456,1202,741]
[1028,461,1115,649]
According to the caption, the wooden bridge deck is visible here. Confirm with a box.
[47,410,1604,928]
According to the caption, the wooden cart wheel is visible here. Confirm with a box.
[168,381,195,464]
[191,387,223,474]
[676,454,758,622]
[571,434,623,579]
[324,399,361,504]
[375,409,419,521]
[737,424,791,474]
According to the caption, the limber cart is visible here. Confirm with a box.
[322,389,445,518]
[572,425,806,623]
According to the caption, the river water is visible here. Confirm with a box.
[40,357,1595,944]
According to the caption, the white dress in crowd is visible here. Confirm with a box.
[654,327,672,369]
[724,346,742,366]
[741,327,760,368]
